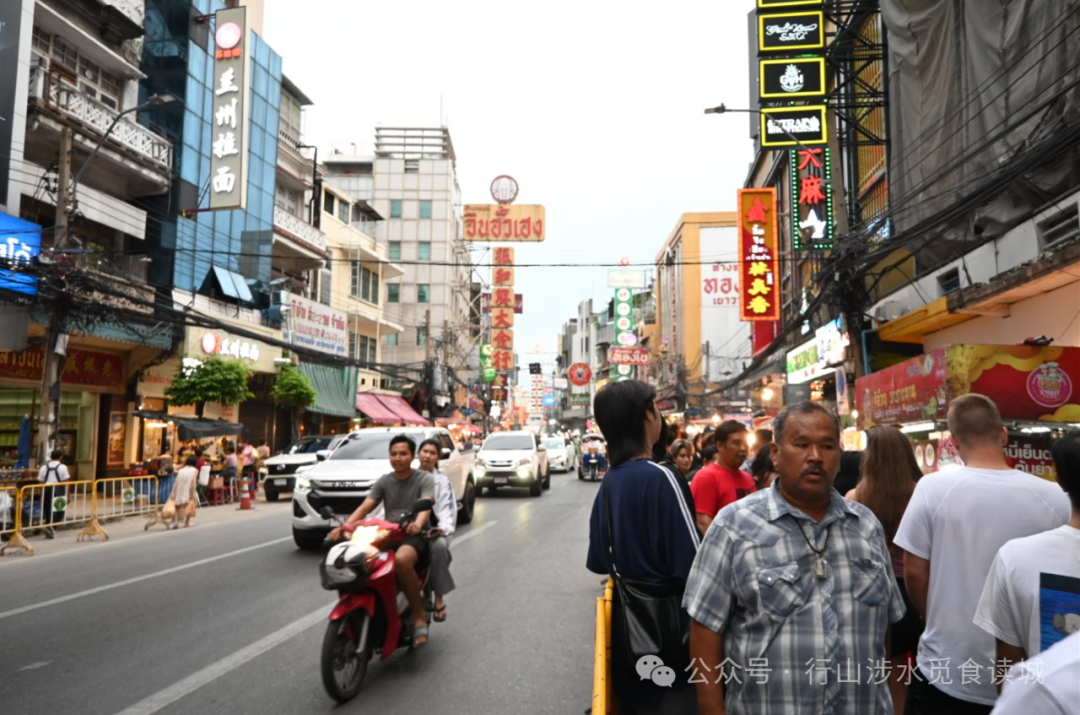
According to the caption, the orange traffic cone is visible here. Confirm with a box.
[237,476,253,510]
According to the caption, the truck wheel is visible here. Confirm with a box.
[264,487,279,502]
[529,478,542,497]
[542,467,551,490]
[457,482,476,525]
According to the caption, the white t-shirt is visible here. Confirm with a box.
[990,631,1080,715]
[37,461,70,484]
[894,466,1071,705]
[975,525,1080,659]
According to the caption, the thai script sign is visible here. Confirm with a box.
[283,292,348,357]
[463,204,545,242]
[608,347,651,367]
[0,346,125,389]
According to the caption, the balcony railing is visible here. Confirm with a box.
[274,205,327,253]
[29,65,172,172]
[350,219,386,245]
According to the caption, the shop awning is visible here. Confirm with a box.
[378,395,430,426]
[134,411,244,440]
[297,363,358,418]
[357,394,401,424]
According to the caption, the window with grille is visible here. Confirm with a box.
[32,26,50,54]
[337,198,350,224]
[51,37,78,72]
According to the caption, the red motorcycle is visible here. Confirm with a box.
[317,501,434,702]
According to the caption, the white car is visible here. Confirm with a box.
[291,427,477,550]
[475,431,550,497]
[542,436,575,473]
[261,434,347,501]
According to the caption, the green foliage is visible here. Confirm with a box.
[271,364,317,411]
[166,357,254,408]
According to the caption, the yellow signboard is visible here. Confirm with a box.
[463,204,545,242]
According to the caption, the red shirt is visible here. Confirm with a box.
[690,462,756,518]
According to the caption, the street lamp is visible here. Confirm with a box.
[704,103,823,158]
[69,94,176,211]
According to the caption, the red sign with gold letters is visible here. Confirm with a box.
[0,345,126,389]
[738,188,781,322]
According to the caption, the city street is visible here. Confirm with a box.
[0,470,599,715]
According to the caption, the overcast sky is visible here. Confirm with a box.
[262,0,754,354]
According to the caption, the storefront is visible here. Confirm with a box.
[785,318,852,415]
[855,344,1080,481]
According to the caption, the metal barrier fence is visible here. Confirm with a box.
[0,477,160,557]
[592,578,614,715]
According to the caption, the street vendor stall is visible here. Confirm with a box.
[855,344,1080,479]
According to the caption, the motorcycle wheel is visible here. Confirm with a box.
[321,611,371,703]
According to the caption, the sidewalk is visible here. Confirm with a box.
[0,497,292,562]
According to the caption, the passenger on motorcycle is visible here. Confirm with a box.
[417,438,457,623]
[329,434,436,646]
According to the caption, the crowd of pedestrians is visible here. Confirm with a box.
[587,380,1079,715]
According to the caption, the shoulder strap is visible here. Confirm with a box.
[602,480,621,579]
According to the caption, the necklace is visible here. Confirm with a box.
[797,522,832,580]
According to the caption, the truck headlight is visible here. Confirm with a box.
[295,477,312,494]
[516,466,532,478]
[475,466,486,477]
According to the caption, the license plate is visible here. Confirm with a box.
[494,477,509,485]
[274,479,288,486]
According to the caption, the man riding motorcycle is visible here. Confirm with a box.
[329,434,435,647]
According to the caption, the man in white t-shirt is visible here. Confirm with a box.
[37,449,71,539]
[975,429,1080,671]
[988,631,1080,715]
[895,394,1071,715]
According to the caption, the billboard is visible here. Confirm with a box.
[700,226,749,377]
[463,204,545,242]
[760,106,828,147]
[282,292,348,357]
[209,7,250,210]
[607,269,647,289]
[737,189,781,322]
[758,11,824,53]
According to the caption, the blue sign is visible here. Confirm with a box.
[542,395,556,407]
[0,212,42,296]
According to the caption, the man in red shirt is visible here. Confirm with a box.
[690,420,756,533]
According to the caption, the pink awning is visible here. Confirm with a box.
[376,395,430,426]
[356,394,401,424]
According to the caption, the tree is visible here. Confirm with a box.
[271,364,317,443]
[166,357,253,417]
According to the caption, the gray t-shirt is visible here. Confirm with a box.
[368,470,436,522]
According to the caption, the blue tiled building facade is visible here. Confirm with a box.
[140,0,280,295]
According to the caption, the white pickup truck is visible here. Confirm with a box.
[290,427,477,549]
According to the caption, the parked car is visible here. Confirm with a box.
[291,427,477,550]
[542,436,575,473]
[261,435,335,501]
[475,430,550,497]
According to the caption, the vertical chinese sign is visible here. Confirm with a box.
[209,7,249,211]
[738,188,781,322]
[790,147,835,249]
[612,287,635,382]
[491,247,516,379]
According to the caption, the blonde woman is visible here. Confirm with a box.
[170,457,199,529]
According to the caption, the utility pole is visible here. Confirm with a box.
[37,128,72,463]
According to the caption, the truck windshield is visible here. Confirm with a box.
[287,438,331,454]
[330,434,399,460]
[483,435,535,451]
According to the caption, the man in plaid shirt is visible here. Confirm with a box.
[684,401,906,715]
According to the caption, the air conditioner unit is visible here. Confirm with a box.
[873,300,904,323]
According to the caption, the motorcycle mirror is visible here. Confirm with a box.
[319,506,335,520]
[411,497,434,513]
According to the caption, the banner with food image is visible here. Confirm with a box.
[857,345,1080,429]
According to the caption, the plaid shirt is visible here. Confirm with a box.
[684,482,906,715]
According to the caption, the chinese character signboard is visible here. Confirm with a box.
[791,147,835,249]
[760,106,828,147]
[758,11,824,53]
[482,293,523,314]
[738,188,781,322]
[463,204,545,242]
[759,57,826,100]
[0,212,42,296]
[282,292,348,357]
[0,346,125,390]
[209,7,249,211]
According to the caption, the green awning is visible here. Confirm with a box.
[298,362,358,418]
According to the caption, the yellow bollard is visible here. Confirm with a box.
[592,578,616,715]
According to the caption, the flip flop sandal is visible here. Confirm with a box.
[433,606,448,622]
[412,625,430,648]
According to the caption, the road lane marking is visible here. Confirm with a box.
[113,606,330,715]
[19,661,51,671]
[0,537,292,621]
[110,519,500,715]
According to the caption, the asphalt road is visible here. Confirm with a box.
[0,467,603,715]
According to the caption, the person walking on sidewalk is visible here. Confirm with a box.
[690,420,756,534]
[895,394,1071,715]
[37,449,70,539]
[170,457,199,529]
[685,401,905,715]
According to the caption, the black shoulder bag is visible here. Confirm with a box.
[603,480,691,676]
